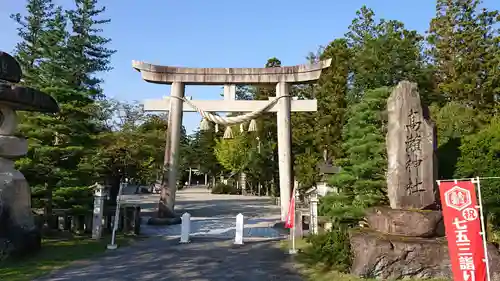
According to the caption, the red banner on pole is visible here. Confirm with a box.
[438,180,486,281]
[284,187,296,229]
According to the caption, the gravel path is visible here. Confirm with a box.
[35,187,303,281]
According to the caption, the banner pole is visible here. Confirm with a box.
[289,181,298,255]
[474,176,491,281]
[290,216,296,254]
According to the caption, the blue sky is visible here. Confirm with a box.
[1,0,499,133]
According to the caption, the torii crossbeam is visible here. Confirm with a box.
[133,59,331,221]
[143,97,317,112]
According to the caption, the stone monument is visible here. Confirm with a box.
[386,81,438,209]
[349,81,500,280]
[0,51,60,259]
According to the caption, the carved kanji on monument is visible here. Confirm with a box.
[386,81,438,209]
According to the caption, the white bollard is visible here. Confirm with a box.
[234,213,244,245]
[180,212,191,243]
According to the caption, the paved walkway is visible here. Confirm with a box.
[35,187,303,281]
[135,188,285,239]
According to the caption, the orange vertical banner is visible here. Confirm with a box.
[284,186,296,229]
[438,180,486,281]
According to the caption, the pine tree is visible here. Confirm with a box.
[188,130,222,182]
[10,0,55,84]
[12,2,70,213]
[292,41,351,191]
[253,58,281,196]
[291,53,323,190]
[291,82,320,190]
[427,0,500,110]
[66,0,116,99]
[11,0,115,212]
[323,87,391,222]
[62,0,115,186]
[314,39,351,162]
[346,6,426,103]
[426,0,500,181]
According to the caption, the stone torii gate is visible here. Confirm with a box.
[132,59,331,221]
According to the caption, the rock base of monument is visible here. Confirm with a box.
[350,228,451,279]
[351,208,500,280]
[365,207,444,237]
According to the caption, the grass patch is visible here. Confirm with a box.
[281,238,450,281]
[0,234,141,281]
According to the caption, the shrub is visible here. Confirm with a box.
[31,186,94,213]
[455,116,500,234]
[304,228,352,273]
[211,183,240,195]
[52,186,94,213]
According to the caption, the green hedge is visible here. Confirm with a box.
[31,186,94,214]
[304,228,352,272]
[211,183,240,195]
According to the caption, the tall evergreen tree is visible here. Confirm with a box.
[291,81,319,190]
[10,0,55,84]
[292,53,323,190]
[62,0,116,186]
[314,39,351,162]
[323,87,391,222]
[427,0,500,110]
[66,0,116,99]
[12,2,73,212]
[426,0,500,181]
[346,6,427,103]
[253,58,281,195]
[11,0,116,211]
[188,130,222,183]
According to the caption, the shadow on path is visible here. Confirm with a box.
[34,188,297,280]
[35,237,303,281]
[129,190,280,220]
[175,199,279,218]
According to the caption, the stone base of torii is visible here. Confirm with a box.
[132,59,331,221]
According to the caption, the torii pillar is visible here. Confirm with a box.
[133,59,331,221]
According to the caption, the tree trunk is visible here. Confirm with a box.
[108,175,121,205]
[272,171,279,197]
[240,172,247,195]
[44,182,55,228]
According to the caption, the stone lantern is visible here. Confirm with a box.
[92,183,107,240]
[0,51,60,259]
[305,186,319,235]
[316,162,341,196]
